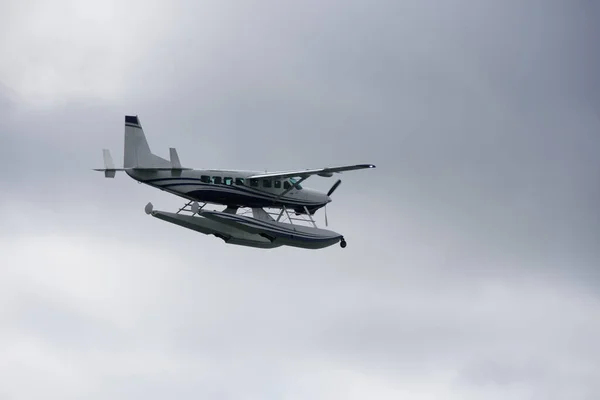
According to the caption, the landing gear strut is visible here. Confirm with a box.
[340,238,347,248]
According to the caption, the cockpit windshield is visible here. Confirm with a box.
[289,178,303,190]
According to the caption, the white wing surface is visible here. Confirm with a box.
[247,164,375,180]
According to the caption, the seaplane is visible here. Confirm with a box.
[95,115,376,249]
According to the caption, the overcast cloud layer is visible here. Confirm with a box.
[1,1,599,399]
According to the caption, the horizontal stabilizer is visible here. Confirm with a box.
[94,145,192,177]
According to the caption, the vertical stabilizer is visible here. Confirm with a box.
[124,115,172,169]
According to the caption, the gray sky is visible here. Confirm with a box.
[1,1,599,399]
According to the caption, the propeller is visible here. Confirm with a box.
[327,179,342,197]
[324,179,341,226]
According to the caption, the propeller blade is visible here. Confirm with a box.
[325,203,328,226]
[327,179,342,197]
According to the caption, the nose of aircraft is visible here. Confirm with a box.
[304,188,330,204]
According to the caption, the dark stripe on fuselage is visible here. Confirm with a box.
[143,177,293,200]
[142,177,317,202]
[159,182,315,205]
[138,177,326,212]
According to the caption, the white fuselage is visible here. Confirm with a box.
[127,169,330,214]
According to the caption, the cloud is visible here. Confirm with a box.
[0,0,186,107]
[2,231,599,399]
[1,0,599,399]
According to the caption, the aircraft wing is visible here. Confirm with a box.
[247,164,376,180]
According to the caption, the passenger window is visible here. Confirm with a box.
[284,181,291,190]
[250,179,259,187]
[213,176,222,184]
[200,175,210,183]
[235,178,245,185]
[224,177,233,185]
[274,180,281,189]
[263,179,272,188]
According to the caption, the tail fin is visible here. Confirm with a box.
[124,115,172,169]
[94,115,189,177]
